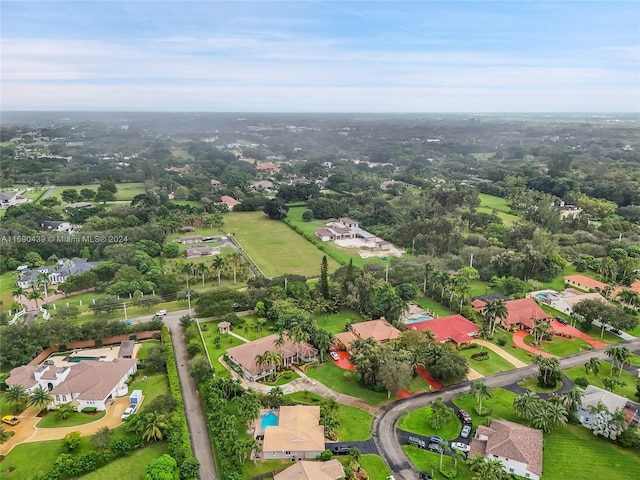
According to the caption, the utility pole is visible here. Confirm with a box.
[470,253,474,268]
[186,276,192,316]
[412,238,415,255]
[385,265,389,283]
[122,302,128,321]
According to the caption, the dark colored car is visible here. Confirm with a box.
[609,327,621,335]
[555,316,568,325]
[419,472,433,480]
[457,409,473,424]
[429,435,444,444]
[332,445,352,455]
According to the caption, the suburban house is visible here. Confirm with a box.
[564,274,607,292]
[179,235,203,244]
[469,419,543,480]
[273,459,345,480]
[314,218,391,250]
[262,406,325,460]
[226,334,318,381]
[527,289,607,315]
[612,281,640,302]
[6,358,137,412]
[220,195,241,211]
[470,293,511,310]
[473,298,550,331]
[577,385,629,429]
[407,314,480,344]
[257,163,280,173]
[335,319,401,350]
[16,259,101,289]
[557,202,583,219]
[40,221,74,233]
[185,245,218,258]
[165,166,191,174]
[0,192,28,208]
[251,180,276,191]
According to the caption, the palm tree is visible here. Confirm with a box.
[211,255,224,286]
[452,448,466,468]
[470,381,493,415]
[483,300,508,337]
[28,386,53,412]
[585,357,601,377]
[532,319,552,345]
[12,286,26,304]
[26,289,45,310]
[0,426,14,444]
[560,386,584,414]
[36,271,51,299]
[606,346,631,376]
[513,391,539,421]
[438,438,451,469]
[475,459,505,480]
[56,402,76,420]
[141,413,168,442]
[254,353,267,376]
[532,401,568,432]
[5,385,29,412]
[617,289,639,309]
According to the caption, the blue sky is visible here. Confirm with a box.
[1,1,639,112]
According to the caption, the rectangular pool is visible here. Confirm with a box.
[405,316,433,325]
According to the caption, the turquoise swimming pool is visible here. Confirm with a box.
[406,316,433,324]
[261,411,278,430]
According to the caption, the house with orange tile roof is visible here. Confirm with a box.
[500,298,550,330]
[407,314,480,344]
[257,163,280,173]
[564,274,607,292]
[470,419,543,480]
[273,459,344,480]
[334,319,400,350]
[220,195,241,211]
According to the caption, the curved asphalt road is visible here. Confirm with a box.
[373,337,640,480]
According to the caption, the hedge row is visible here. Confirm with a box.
[162,326,199,480]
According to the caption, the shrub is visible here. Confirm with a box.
[440,464,458,479]
[82,407,98,413]
[470,351,489,360]
[497,337,507,346]
[574,377,589,388]
[319,449,333,461]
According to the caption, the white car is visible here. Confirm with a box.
[451,442,470,453]
[330,351,340,361]
[155,310,167,316]
[121,407,135,420]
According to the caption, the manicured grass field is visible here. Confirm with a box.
[226,314,277,342]
[403,445,473,480]
[538,304,622,345]
[49,182,146,202]
[286,391,373,441]
[476,206,519,227]
[398,405,462,440]
[241,459,294,479]
[200,324,246,377]
[221,211,341,277]
[522,334,591,356]
[478,193,513,213]
[37,409,107,428]
[486,331,535,365]
[260,370,300,386]
[564,363,638,401]
[2,437,91,479]
[78,442,168,480]
[304,360,390,407]
[127,372,169,404]
[453,388,520,425]
[414,295,456,318]
[0,271,16,313]
[458,347,516,376]
[543,423,640,480]
[517,377,560,394]
[314,308,364,334]
[337,454,393,480]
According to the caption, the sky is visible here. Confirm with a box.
[1,1,639,112]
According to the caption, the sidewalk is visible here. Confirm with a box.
[472,340,528,367]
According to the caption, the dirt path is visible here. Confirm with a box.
[0,398,128,455]
[472,340,529,367]
[512,331,556,358]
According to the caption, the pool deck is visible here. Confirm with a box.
[45,345,140,367]
[254,409,280,438]
[401,302,433,323]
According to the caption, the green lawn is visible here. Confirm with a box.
[563,363,638,401]
[337,454,393,480]
[221,211,341,277]
[522,334,591,356]
[486,330,535,365]
[476,206,519,227]
[403,445,472,480]
[478,193,513,213]
[200,324,246,377]
[538,304,622,345]
[304,361,390,407]
[453,388,520,425]
[0,271,16,312]
[398,405,462,440]
[260,370,300,386]
[458,347,516,376]
[36,409,106,428]
[538,264,599,292]
[50,183,146,202]
[517,377,561,394]
[286,391,373,441]
[241,459,294,479]
[414,295,456,318]
[314,308,364,334]
[543,423,640,480]
[225,314,277,342]
[78,443,168,480]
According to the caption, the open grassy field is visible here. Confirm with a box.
[398,405,462,440]
[414,295,456,318]
[564,363,638,401]
[478,193,513,213]
[453,388,520,425]
[221,211,341,277]
[543,423,640,480]
[314,308,364,334]
[476,206,519,227]
[458,346,516,376]
[200,325,246,377]
[78,442,168,480]
[403,445,473,480]
[49,183,146,202]
[0,271,16,313]
[522,334,591,356]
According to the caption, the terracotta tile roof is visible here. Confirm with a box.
[220,195,241,207]
[504,298,550,329]
[5,365,39,390]
[470,419,543,477]
[564,275,607,290]
[334,331,359,350]
[350,319,401,343]
[274,459,345,480]
[471,299,486,308]
[226,334,318,377]
[408,314,480,344]
[263,406,325,454]
[49,359,137,401]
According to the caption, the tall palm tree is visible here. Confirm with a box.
[532,319,552,345]
[617,289,639,309]
[470,381,493,414]
[606,346,631,376]
[513,391,539,421]
[585,357,601,377]
[483,300,508,337]
[26,289,44,310]
[141,412,168,442]
[438,438,451,469]
[560,386,584,415]
[452,448,466,468]
[36,271,51,299]
[531,401,568,432]
[28,386,53,412]
[12,286,26,305]
[423,263,435,294]
[5,385,30,412]
[211,256,224,286]
[254,353,267,376]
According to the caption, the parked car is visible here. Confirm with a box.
[555,316,568,325]
[332,445,352,455]
[457,409,472,424]
[427,443,443,453]
[609,327,621,335]
[429,435,444,444]
[155,310,167,316]
[461,425,472,438]
[330,351,340,361]
[2,415,19,426]
[451,442,471,453]
[121,407,135,420]
[419,473,433,480]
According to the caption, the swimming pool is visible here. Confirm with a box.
[68,356,100,363]
[405,316,432,324]
[261,412,278,430]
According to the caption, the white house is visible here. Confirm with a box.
[527,289,607,315]
[40,221,74,233]
[577,385,629,429]
[6,358,137,412]
[470,420,543,480]
[0,192,28,208]
[16,259,101,289]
